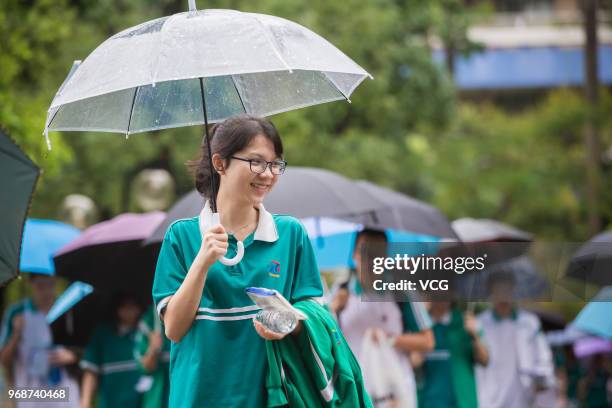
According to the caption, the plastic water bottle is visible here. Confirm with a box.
[255,309,297,334]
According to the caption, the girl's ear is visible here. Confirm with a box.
[211,154,225,174]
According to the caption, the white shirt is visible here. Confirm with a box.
[476,308,554,408]
[337,288,417,408]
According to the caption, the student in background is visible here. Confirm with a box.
[476,271,555,408]
[134,304,171,408]
[80,293,143,408]
[329,228,434,407]
[0,273,80,408]
[414,301,488,408]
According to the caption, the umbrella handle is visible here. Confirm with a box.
[199,210,245,266]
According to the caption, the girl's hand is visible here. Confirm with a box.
[198,224,229,268]
[253,320,288,340]
[464,311,478,338]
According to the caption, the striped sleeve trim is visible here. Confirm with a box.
[80,360,100,374]
[410,302,433,330]
[197,305,260,314]
[156,296,173,319]
[195,312,259,321]
[101,360,139,374]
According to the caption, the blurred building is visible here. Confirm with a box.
[433,0,612,98]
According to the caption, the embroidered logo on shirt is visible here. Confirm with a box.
[267,260,281,278]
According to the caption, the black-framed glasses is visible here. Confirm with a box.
[230,156,287,175]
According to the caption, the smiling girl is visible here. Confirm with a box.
[152,115,323,407]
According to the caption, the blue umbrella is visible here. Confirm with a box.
[46,281,94,324]
[572,287,612,340]
[20,219,80,275]
[301,217,441,270]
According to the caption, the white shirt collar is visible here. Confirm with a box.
[433,311,452,325]
[201,201,279,242]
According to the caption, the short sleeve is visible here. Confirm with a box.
[80,326,104,374]
[152,224,188,318]
[134,310,153,365]
[400,302,433,333]
[0,303,23,349]
[290,222,323,302]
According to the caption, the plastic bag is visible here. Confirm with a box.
[360,329,414,408]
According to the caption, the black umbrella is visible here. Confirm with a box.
[146,167,457,244]
[0,128,40,285]
[346,180,457,239]
[566,231,612,286]
[53,212,164,345]
[450,217,533,264]
[452,218,533,242]
[456,255,549,301]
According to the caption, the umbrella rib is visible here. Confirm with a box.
[230,75,248,114]
[46,106,62,133]
[126,87,140,137]
[249,14,292,72]
[320,72,350,103]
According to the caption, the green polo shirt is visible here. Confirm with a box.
[152,205,323,408]
[418,308,479,408]
[134,305,171,408]
[80,323,142,408]
[400,301,433,333]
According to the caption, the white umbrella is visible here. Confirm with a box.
[44,5,371,141]
[44,2,371,265]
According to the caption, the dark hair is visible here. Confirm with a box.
[353,228,388,264]
[112,292,143,312]
[188,115,283,199]
[355,228,388,246]
[486,270,516,293]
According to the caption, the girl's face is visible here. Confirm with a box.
[219,134,280,206]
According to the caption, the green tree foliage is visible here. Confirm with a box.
[410,89,612,240]
[2,0,610,243]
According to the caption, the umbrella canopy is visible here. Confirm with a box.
[452,218,533,242]
[456,255,548,301]
[572,287,612,340]
[302,218,440,270]
[451,217,533,264]
[46,281,94,324]
[54,212,165,298]
[20,219,80,275]
[0,129,40,284]
[347,180,457,239]
[566,231,612,286]
[44,7,370,140]
[264,167,385,218]
[573,336,612,358]
[546,326,588,347]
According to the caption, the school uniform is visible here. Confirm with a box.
[153,202,323,407]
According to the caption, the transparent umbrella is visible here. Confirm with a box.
[44,1,371,265]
